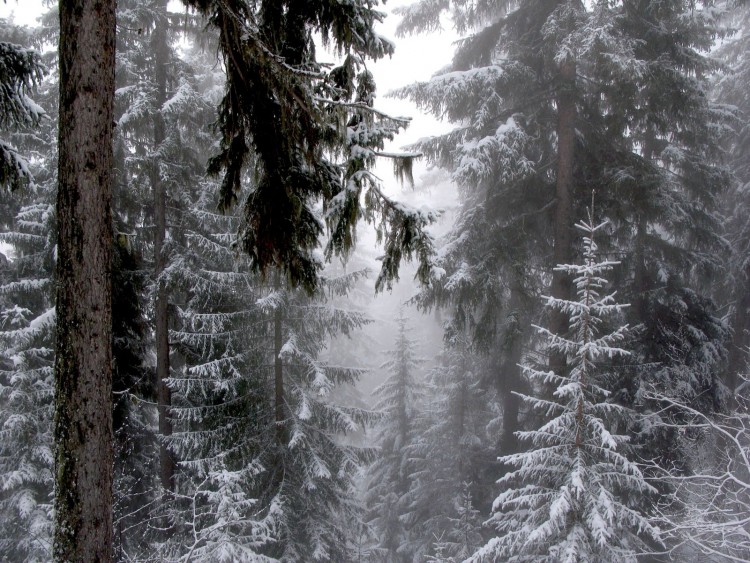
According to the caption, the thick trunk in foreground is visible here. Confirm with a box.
[549,58,576,374]
[152,0,175,496]
[55,0,116,559]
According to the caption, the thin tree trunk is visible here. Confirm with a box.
[152,0,175,496]
[274,279,286,447]
[456,354,466,477]
[55,0,115,558]
[633,129,656,323]
[498,302,525,455]
[727,266,750,406]
[549,58,576,374]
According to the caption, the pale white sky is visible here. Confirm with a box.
[0,1,40,26]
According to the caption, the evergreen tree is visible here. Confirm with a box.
[366,312,423,562]
[395,0,642,457]
[114,27,275,553]
[406,340,494,560]
[0,18,45,191]
[258,273,374,562]
[609,0,732,415]
[112,6,382,557]
[163,268,374,561]
[112,0,223,527]
[716,0,750,400]
[471,211,660,562]
[180,0,436,293]
[0,20,56,560]
[396,0,732,488]
[161,215,276,560]
[0,13,157,558]
[0,192,55,561]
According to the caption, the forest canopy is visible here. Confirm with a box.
[0,0,749,561]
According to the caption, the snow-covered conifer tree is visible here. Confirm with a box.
[0,21,55,558]
[255,272,374,562]
[0,195,55,561]
[366,312,424,562]
[471,209,660,562]
[406,340,494,560]
[716,0,750,399]
[163,268,374,561]
[396,0,731,474]
[0,18,45,191]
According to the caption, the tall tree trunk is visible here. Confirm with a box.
[456,356,466,478]
[274,278,286,448]
[728,266,750,403]
[498,287,525,455]
[152,0,175,496]
[549,58,576,373]
[55,0,115,559]
[633,128,656,323]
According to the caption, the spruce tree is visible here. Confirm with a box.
[0,190,55,561]
[395,0,641,458]
[396,0,732,487]
[716,0,750,400]
[258,273,374,562]
[113,24,274,554]
[113,0,222,523]
[406,340,494,560]
[180,0,435,293]
[160,214,275,560]
[163,268,374,561]
[0,17,55,562]
[0,19,45,191]
[366,312,423,562]
[471,210,660,562]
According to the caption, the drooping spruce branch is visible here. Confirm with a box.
[181,0,434,293]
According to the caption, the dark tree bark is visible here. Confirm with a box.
[498,296,525,455]
[151,0,175,496]
[274,302,286,447]
[55,0,116,559]
[727,267,750,403]
[549,58,576,373]
[633,128,656,324]
[273,273,287,451]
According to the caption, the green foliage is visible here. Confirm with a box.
[183,0,434,293]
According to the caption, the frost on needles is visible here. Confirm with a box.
[471,209,661,563]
